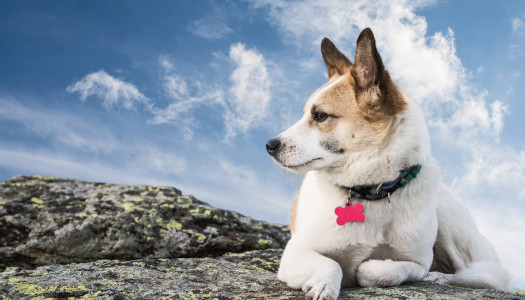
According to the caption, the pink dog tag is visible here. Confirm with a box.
[335,203,365,225]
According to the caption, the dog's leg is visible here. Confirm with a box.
[356,259,427,287]
[278,239,342,300]
[425,184,514,292]
[424,261,514,292]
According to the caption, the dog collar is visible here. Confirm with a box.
[343,165,422,202]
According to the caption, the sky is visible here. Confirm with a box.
[1,0,524,289]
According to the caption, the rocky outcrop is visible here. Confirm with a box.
[0,175,523,299]
[0,175,289,268]
[1,249,522,299]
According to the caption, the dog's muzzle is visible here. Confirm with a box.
[266,138,281,157]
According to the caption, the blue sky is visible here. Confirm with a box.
[1,0,524,289]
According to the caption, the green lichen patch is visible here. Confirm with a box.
[31,197,43,204]
[1,248,523,299]
[0,175,290,269]
[257,239,272,247]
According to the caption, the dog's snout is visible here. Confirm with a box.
[266,138,281,156]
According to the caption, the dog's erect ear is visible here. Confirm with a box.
[353,28,384,89]
[352,28,405,116]
[321,38,352,78]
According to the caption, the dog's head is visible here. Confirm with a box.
[266,28,406,173]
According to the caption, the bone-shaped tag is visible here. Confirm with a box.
[335,203,365,225]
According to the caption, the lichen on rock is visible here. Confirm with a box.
[1,249,522,299]
[0,175,289,269]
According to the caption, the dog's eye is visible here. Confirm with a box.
[313,112,329,122]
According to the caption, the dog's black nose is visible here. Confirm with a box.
[266,138,281,156]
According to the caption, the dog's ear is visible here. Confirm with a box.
[353,28,384,89]
[352,28,405,116]
[321,38,352,78]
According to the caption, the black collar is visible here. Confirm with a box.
[343,165,422,201]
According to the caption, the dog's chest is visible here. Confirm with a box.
[297,174,399,247]
[296,172,413,287]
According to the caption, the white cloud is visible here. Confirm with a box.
[476,66,484,74]
[163,74,190,101]
[225,43,271,141]
[0,98,119,152]
[147,56,223,139]
[251,0,459,104]
[508,44,522,60]
[159,55,174,72]
[188,16,233,40]
[66,70,150,110]
[512,17,524,33]
[159,56,188,98]
[151,45,271,142]
[453,145,525,201]
[188,157,294,222]
[0,97,188,179]
[127,146,187,176]
[436,96,508,140]
[149,63,223,139]
[0,142,187,184]
[149,92,222,141]
[0,148,171,187]
[219,158,258,187]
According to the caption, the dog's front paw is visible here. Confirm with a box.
[302,275,340,300]
[423,271,450,285]
[356,259,403,287]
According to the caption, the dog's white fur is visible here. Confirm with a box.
[268,29,512,300]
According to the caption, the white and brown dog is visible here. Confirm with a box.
[266,28,512,300]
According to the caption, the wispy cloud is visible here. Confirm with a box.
[225,43,271,141]
[151,45,271,142]
[0,147,174,187]
[187,16,233,40]
[512,17,524,33]
[126,146,187,176]
[149,55,225,140]
[159,56,190,101]
[0,97,119,152]
[66,70,150,110]
[0,97,187,178]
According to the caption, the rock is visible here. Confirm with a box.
[1,175,522,299]
[0,175,289,268]
[0,249,522,299]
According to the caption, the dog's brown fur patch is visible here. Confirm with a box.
[290,191,299,235]
[308,30,406,149]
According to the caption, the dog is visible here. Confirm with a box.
[266,28,512,300]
